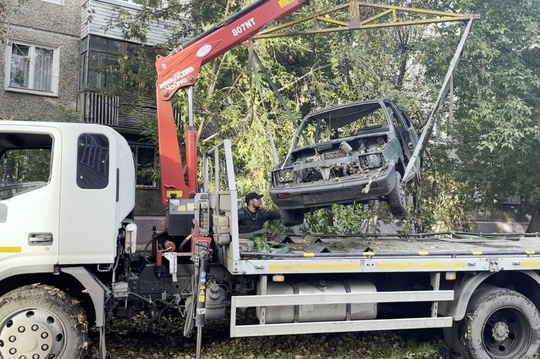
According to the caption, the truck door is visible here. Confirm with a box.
[0,126,61,276]
[57,129,119,265]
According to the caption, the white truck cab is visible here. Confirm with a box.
[0,121,136,268]
[0,121,137,358]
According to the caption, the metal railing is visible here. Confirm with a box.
[80,92,120,126]
[78,91,182,129]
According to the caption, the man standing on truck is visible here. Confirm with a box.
[238,192,281,234]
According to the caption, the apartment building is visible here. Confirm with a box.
[1,0,80,120]
[80,0,183,220]
[1,0,182,232]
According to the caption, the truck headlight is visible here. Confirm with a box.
[277,168,296,183]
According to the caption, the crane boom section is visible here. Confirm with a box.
[156,0,308,101]
[155,0,308,206]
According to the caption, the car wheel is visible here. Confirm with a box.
[462,287,540,359]
[388,171,408,217]
[280,209,304,226]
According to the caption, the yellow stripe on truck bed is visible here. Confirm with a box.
[377,262,466,270]
[269,262,361,272]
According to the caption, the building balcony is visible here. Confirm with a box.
[77,91,181,132]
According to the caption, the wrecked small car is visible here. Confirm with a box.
[269,99,421,226]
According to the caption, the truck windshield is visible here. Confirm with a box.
[0,133,52,200]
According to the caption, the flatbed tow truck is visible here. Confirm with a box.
[2,1,540,359]
[198,140,540,359]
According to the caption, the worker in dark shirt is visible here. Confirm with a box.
[238,192,281,234]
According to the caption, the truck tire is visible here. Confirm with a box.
[388,171,407,217]
[444,285,497,356]
[280,209,304,226]
[0,284,88,359]
[462,287,540,359]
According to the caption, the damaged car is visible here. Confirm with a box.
[269,99,421,226]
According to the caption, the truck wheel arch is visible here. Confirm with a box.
[440,270,540,321]
[61,267,109,328]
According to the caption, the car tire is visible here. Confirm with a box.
[280,209,304,226]
[388,171,407,217]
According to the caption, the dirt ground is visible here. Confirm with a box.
[83,316,460,359]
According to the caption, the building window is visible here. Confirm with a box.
[4,41,59,96]
[131,145,157,188]
[80,35,155,92]
[84,36,126,90]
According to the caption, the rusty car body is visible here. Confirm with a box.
[269,99,421,225]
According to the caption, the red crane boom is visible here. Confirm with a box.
[155,0,308,206]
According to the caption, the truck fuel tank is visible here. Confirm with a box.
[257,280,377,324]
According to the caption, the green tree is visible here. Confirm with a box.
[420,0,540,231]
[104,0,482,233]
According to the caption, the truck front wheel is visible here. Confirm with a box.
[462,287,540,359]
[0,284,88,359]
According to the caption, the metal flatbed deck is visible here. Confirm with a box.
[233,232,540,275]
[245,232,540,255]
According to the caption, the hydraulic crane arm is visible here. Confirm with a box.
[155,0,308,206]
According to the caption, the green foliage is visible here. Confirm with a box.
[112,46,158,105]
[104,0,533,231]
[301,204,376,235]
[1,149,50,183]
[420,0,540,209]
[418,149,476,232]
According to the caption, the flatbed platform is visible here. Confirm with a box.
[242,232,540,258]
[233,232,540,275]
